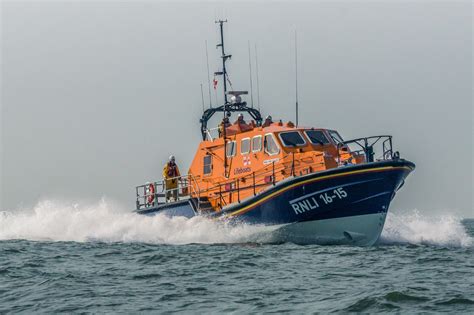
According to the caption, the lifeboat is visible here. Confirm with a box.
[133,21,415,246]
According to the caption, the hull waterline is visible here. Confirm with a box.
[268,212,387,246]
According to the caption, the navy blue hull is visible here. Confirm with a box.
[136,160,414,226]
[216,160,414,225]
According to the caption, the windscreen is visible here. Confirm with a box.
[305,130,330,145]
[279,132,306,147]
[329,130,344,144]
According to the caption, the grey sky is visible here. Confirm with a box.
[1,0,472,217]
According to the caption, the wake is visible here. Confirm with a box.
[0,199,276,244]
[0,199,472,247]
[380,209,472,247]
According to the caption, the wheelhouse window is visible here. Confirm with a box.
[241,138,250,155]
[328,130,344,144]
[305,130,330,145]
[252,136,262,152]
[203,155,212,175]
[264,134,280,155]
[226,141,236,157]
[278,131,306,147]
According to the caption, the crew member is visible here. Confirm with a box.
[263,115,273,127]
[218,117,230,137]
[163,155,181,202]
[235,113,254,132]
[235,113,246,125]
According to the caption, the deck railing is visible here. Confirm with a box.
[337,135,396,163]
[203,152,323,209]
[204,127,221,141]
[136,135,399,212]
[135,174,201,211]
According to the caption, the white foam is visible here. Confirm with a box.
[1,200,472,247]
[380,209,473,247]
[0,198,277,244]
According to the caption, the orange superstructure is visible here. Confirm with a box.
[188,118,359,211]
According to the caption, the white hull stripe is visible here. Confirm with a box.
[352,191,392,204]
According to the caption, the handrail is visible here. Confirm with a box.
[338,135,395,163]
[135,174,201,211]
[205,127,220,141]
[188,174,202,212]
[135,162,282,211]
[203,156,310,209]
[136,135,398,212]
[202,150,320,200]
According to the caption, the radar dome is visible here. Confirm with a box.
[230,95,242,104]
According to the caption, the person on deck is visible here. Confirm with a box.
[235,113,246,125]
[218,117,231,137]
[263,115,273,127]
[163,155,181,202]
[234,113,253,132]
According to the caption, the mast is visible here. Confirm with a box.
[215,20,230,176]
[215,20,231,106]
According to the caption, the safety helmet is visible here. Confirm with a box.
[238,113,243,119]
[169,155,175,162]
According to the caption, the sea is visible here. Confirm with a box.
[0,199,473,314]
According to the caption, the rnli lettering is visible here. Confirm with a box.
[290,187,349,215]
[291,197,320,214]
[234,167,251,175]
